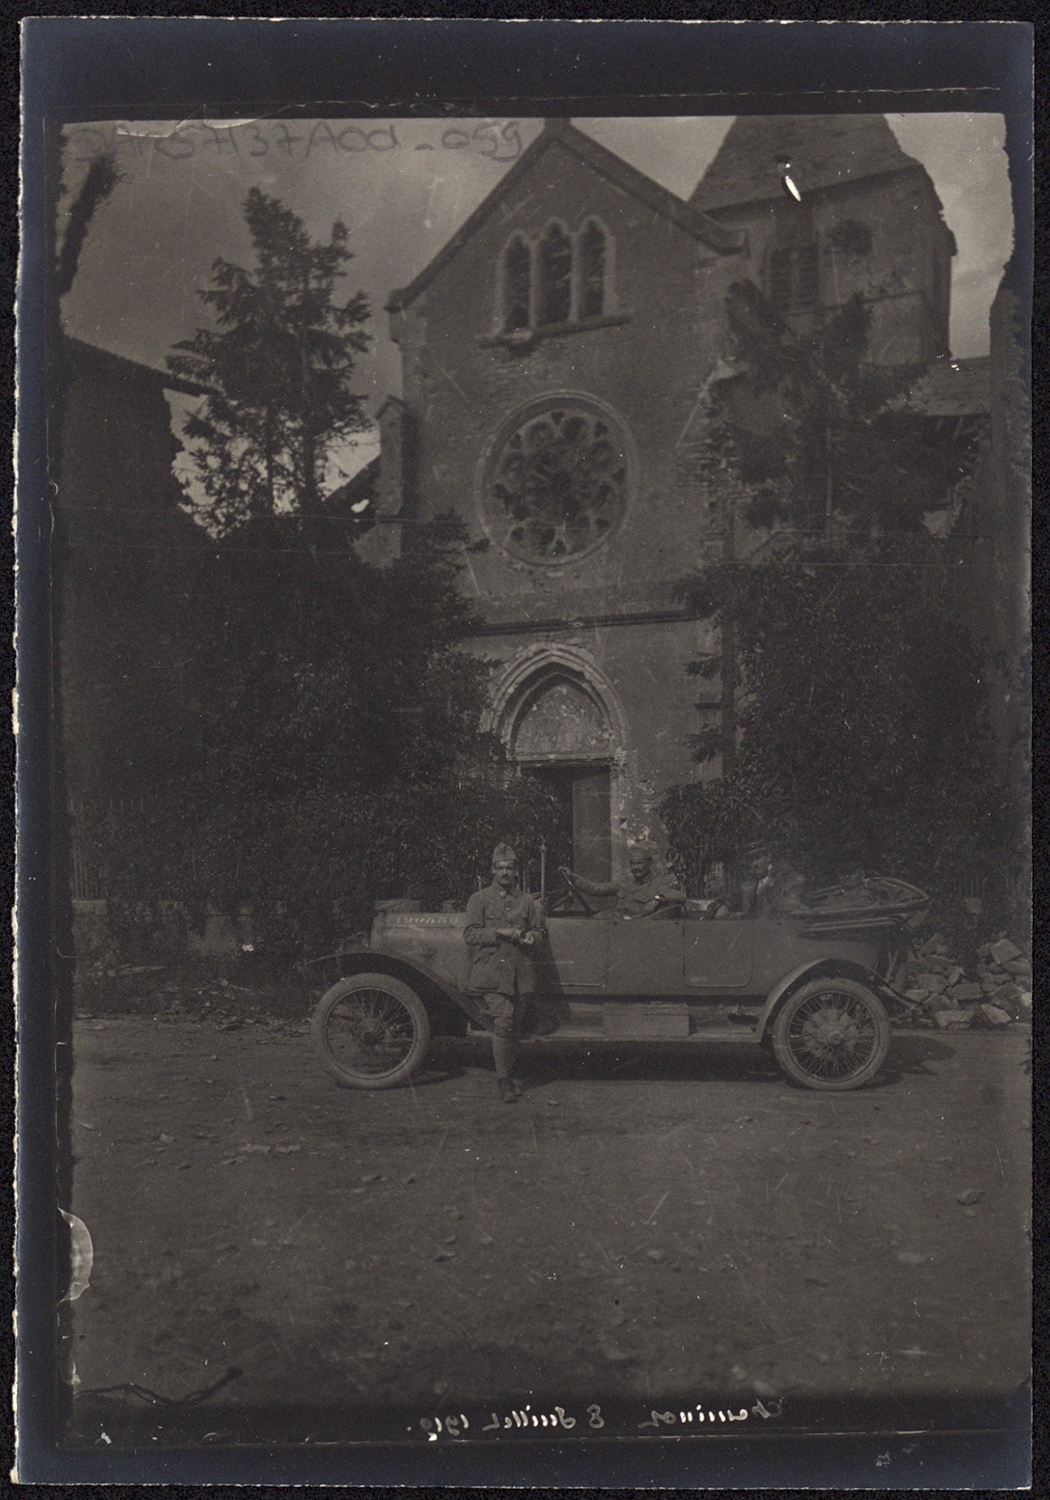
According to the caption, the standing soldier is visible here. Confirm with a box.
[464,843,545,1103]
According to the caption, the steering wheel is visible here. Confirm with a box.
[556,868,597,916]
[640,898,685,920]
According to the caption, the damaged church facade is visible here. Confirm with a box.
[360,116,976,883]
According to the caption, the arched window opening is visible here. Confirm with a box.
[579,222,606,319]
[503,238,531,331]
[539,224,572,326]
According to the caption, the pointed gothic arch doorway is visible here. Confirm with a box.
[489,651,627,884]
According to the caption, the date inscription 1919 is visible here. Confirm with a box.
[418,1397,783,1440]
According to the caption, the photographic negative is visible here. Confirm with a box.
[18,19,1031,1486]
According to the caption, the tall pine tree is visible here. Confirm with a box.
[168,189,371,533]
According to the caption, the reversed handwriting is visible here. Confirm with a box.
[639,1405,750,1431]
[68,120,523,166]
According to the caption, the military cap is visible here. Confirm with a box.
[627,839,656,857]
[491,842,518,864]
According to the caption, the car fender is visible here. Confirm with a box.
[754,956,915,1043]
[336,949,482,1034]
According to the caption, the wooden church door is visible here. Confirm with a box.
[511,676,615,885]
[570,766,612,883]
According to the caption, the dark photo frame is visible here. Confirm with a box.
[17,17,1033,1487]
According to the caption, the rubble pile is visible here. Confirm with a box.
[904,934,1032,1030]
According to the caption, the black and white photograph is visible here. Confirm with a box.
[18,18,1032,1487]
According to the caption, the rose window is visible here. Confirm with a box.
[481,401,630,564]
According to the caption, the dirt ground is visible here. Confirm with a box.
[63,1001,1030,1442]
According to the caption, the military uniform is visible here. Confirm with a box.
[463,885,544,995]
[573,868,684,919]
[756,866,808,917]
[463,843,545,1101]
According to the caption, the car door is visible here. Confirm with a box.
[682,918,755,991]
[541,917,610,995]
[606,917,684,996]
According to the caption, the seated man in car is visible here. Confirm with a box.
[755,849,809,918]
[559,842,685,919]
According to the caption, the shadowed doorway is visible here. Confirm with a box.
[510,676,615,885]
[526,762,611,883]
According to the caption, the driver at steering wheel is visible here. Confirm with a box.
[559,842,684,919]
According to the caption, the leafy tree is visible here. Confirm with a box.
[102,510,561,958]
[73,192,562,962]
[664,281,1008,903]
[168,189,371,533]
[698,285,969,539]
[665,546,1010,895]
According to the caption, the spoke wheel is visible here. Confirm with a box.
[771,977,889,1091]
[312,974,430,1090]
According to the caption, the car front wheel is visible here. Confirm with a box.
[312,973,431,1089]
[770,977,890,1091]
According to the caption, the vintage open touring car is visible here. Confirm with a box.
[311,872,930,1093]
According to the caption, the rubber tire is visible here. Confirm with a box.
[312,973,431,1090]
[771,977,890,1091]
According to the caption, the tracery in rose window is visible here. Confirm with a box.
[484,403,629,563]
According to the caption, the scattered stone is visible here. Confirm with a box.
[646,1248,667,1262]
[433,1248,456,1261]
[919,953,952,973]
[990,938,1022,966]
[979,1005,1012,1027]
[956,1188,983,1205]
[934,1009,972,1030]
[361,1173,381,1184]
[896,1251,926,1265]
[1006,957,1032,978]
[905,989,930,1004]
[948,982,983,1002]
[946,966,964,986]
[1019,991,1032,1009]
[916,974,948,994]
[478,1232,494,1246]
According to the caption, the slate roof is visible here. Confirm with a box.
[690,115,929,213]
[325,455,380,513]
[387,119,744,314]
[64,335,212,399]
